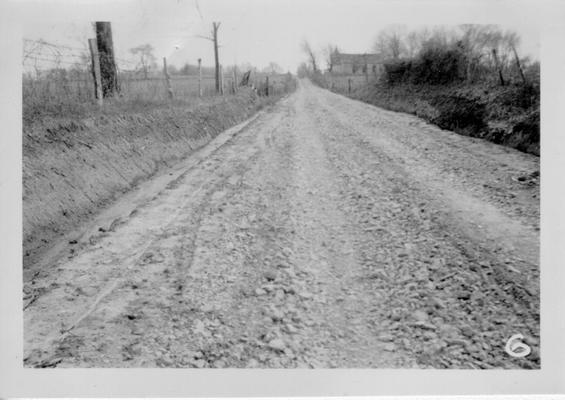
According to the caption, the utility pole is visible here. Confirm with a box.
[95,22,119,97]
[213,22,221,93]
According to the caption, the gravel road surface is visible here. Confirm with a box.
[24,80,540,368]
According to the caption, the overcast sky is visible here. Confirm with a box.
[20,0,541,72]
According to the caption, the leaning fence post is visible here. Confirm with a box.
[163,57,174,99]
[88,38,103,106]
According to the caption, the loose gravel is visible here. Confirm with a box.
[24,80,539,369]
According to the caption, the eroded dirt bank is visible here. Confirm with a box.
[23,89,274,271]
[24,80,539,369]
[344,82,540,156]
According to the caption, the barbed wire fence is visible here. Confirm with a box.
[22,38,167,106]
[23,37,296,118]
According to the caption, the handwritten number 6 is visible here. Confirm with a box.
[505,333,531,358]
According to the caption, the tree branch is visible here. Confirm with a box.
[194,35,214,41]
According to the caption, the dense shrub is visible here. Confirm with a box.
[328,24,540,155]
[382,45,466,86]
[430,94,486,134]
[383,60,413,84]
[511,108,540,152]
[409,45,465,85]
[309,71,329,88]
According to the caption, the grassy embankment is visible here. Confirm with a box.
[23,76,296,270]
[313,39,540,156]
[340,80,540,156]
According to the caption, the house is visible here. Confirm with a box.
[330,50,385,75]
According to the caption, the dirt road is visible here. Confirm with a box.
[24,80,540,369]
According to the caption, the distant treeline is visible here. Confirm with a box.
[374,25,538,87]
[167,63,216,76]
[306,25,540,155]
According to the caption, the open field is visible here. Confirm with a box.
[23,72,295,123]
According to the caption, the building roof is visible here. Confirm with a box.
[331,52,384,65]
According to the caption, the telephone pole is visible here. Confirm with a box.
[95,22,119,97]
[212,22,221,93]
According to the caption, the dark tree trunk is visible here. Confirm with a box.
[492,48,505,86]
[95,22,120,97]
[512,45,527,86]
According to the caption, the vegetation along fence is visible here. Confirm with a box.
[23,37,295,121]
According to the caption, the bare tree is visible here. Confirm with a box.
[405,31,419,58]
[238,62,254,72]
[323,44,339,72]
[296,62,311,78]
[263,62,284,74]
[401,27,432,58]
[374,23,532,86]
[460,24,484,81]
[459,24,502,81]
[485,29,509,85]
[130,44,157,79]
[301,40,318,73]
[504,30,527,85]
[373,25,407,60]
[197,22,222,93]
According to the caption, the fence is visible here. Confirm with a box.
[326,74,370,95]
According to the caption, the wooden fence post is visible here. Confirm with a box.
[348,78,352,94]
[220,64,224,95]
[163,57,174,99]
[198,58,202,97]
[265,76,269,96]
[88,38,103,106]
[232,68,237,93]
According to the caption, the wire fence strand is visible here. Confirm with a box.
[23,37,296,116]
